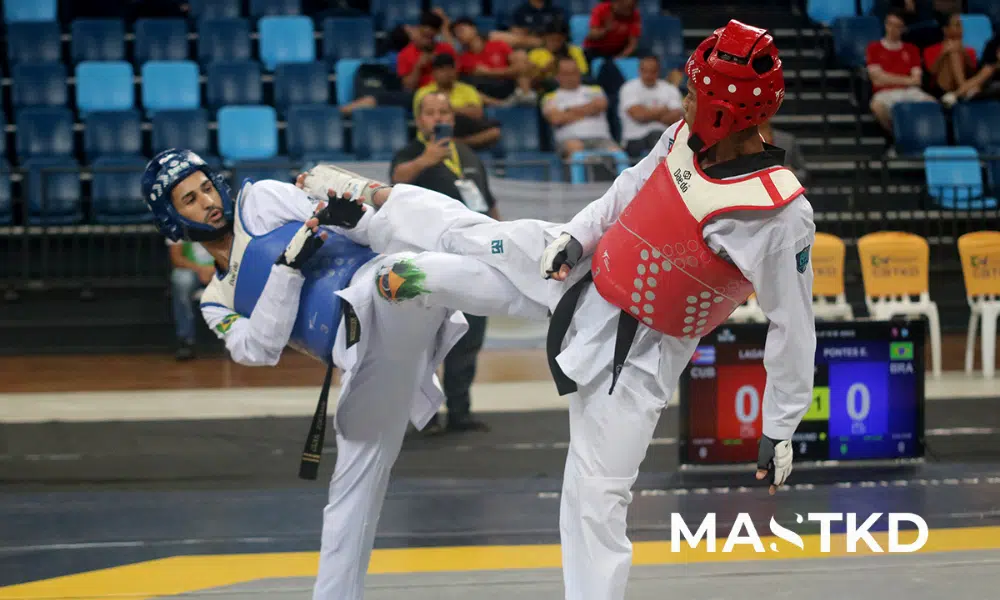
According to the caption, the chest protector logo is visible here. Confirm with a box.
[591,123,804,339]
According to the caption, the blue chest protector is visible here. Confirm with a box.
[232,223,378,364]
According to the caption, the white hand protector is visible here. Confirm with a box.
[540,232,583,279]
[302,164,390,207]
[757,436,794,490]
[276,225,325,270]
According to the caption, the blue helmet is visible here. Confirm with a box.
[142,149,233,242]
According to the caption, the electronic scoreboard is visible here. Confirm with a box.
[678,320,926,466]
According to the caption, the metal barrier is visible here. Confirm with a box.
[1,156,997,293]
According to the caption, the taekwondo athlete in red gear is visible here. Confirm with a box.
[142,149,480,600]
[539,21,817,600]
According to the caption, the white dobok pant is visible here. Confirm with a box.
[347,184,695,600]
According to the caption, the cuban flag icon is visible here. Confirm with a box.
[692,346,716,365]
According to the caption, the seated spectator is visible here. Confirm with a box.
[617,55,683,157]
[451,18,537,104]
[167,239,215,360]
[950,34,1000,102]
[491,0,568,50]
[397,11,458,92]
[758,120,809,184]
[875,0,941,48]
[865,10,936,135]
[923,13,978,105]
[413,54,502,149]
[528,19,589,93]
[583,0,642,61]
[542,55,621,157]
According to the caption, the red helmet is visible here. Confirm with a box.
[684,20,784,152]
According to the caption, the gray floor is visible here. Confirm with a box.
[155,551,1000,599]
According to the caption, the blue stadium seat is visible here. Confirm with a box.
[206,61,263,109]
[807,0,856,26]
[961,14,994,60]
[249,0,301,17]
[593,57,639,81]
[569,14,590,47]
[335,58,364,104]
[190,0,242,20]
[75,61,135,114]
[15,107,75,160]
[924,146,998,210]
[6,22,62,64]
[351,107,407,160]
[12,64,69,108]
[5,0,57,22]
[22,157,82,225]
[274,63,330,115]
[217,105,279,162]
[554,0,595,15]
[134,18,190,64]
[370,0,421,30]
[286,105,350,162]
[142,61,201,114]
[231,164,294,186]
[91,156,153,224]
[891,102,946,157]
[0,170,11,225]
[500,151,562,182]
[258,16,315,70]
[71,19,126,63]
[151,109,218,165]
[198,18,252,64]
[952,101,1000,151]
[568,149,629,183]
[433,0,483,19]
[487,106,542,154]
[322,17,376,63]
[84,110,143,161]
[832,16,882,68]
[475,16,496,33]
[637,0,661,15]
[641,15,685,70]
[968,0,1000,27]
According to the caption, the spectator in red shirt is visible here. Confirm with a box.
[865,9,936,134]
[451,17,536,103]
[397,11,458,92]
[923,13,978,106]
[583,0,642,60]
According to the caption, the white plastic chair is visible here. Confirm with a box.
[959,231,1000,379]
[857,231,941,378]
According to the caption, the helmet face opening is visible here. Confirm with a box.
[142,149,234,242]
[684,20,784,152]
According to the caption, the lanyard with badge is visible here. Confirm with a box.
[426,131,490,213]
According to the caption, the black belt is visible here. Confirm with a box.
[298,300,361,480]
[546,272,640,397]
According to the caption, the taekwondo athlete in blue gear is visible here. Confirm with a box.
[142,149,475,600]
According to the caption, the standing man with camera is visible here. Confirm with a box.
[390,91,497,433]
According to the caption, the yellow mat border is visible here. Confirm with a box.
[1,526,998,599]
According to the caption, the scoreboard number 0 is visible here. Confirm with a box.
[846,382,871,422]
[734,384,760,423]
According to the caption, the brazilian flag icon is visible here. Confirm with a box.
[890,342,914,360]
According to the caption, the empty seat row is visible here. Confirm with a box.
[892,101,1000,157]
[5,0,302,23]
[6,16,364,69]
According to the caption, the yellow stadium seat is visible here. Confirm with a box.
[857,231,941,378]
[811,232,853,320]
[958,231,1000,379]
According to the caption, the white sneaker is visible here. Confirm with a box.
[302,164,389,206]
[942,92,958,107]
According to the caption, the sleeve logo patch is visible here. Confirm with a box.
[796,246,811,274]
[216,313,240,334]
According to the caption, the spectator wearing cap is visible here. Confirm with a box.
[542,55,622,157]
[617,55,683,157]
[491,0,568,50]
[528,19,589,93]
[451,18,537,104]
[397,10,458,91]
[583,0,642,60]
[413,54,503,149]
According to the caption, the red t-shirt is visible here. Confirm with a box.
[457,40,513,75]
[865,40,921,93]
[922,42,977,74]
[583,2,641,55]
[396,41,457,87]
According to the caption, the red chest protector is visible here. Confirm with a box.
[591,123,805,339]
